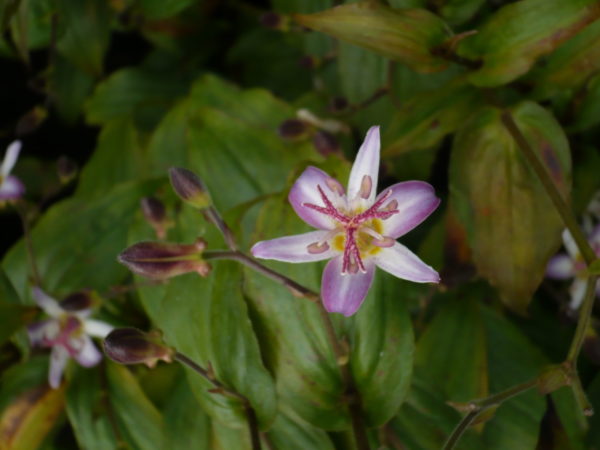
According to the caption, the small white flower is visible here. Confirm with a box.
[27,287,113,388]
[0,140,25,201]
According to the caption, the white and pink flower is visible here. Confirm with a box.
[27,287,113,388]
[547,227,600,310]
[251,126,440,316]
[0,140,25,201]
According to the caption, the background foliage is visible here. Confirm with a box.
[1,0,600,448]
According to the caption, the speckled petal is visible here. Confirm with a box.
[32,287,64,317]
[84,319,114,338]
[347,126,380,205]
[374,243,440,283]
[1,140,21,177]
[252,230,337,262]
[73,336,103,367]
[321,256,375,316]
[288,166,343,230]
[378,181,440,238]
[0,175,25,200]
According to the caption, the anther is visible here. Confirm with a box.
[359,175,372,199]
[307,241,330,254]
[384,199,398,211]
[325,178,345,196]
[372,236,395,248]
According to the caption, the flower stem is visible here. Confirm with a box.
[443,378,538,450]
[174,352,261,450]
[16,202,42,287]
[499,111,596,265]
[567,276,598,363]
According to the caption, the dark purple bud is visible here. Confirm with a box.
[259,11,289,30]
[328,97,349,113]
[168,167,212,209]
[278,119,309,140]
[118,238,211,280]
[312,130,340,156]
[141,197,171,239]
[57,156,78,184]
[104,328,173,368]
[298,55,319,69]
[60,290,99,312]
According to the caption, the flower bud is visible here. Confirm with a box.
[328,96,349,113]
[278,119,309,140]
[141,197,172,239]
[259,11,290,31]
[168,167,212,209]
[312,130,340,156]
[118,238,211,280]
[60,290,100,312]
[56,156,78,184]
[104,328,174,368]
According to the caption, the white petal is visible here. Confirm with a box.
[0,175,25,200]
[49,346,69,389]
[32,287,64,317]
[84,319,114,338]
[1,140,21,177]
[73,336,103,367]
[251,230,337,263]
[321,256,375,316]
[568,278,587,310]
[347,126,380,205]
[562,229,579,259]
[373,243,440,283]
[546,254,575,280]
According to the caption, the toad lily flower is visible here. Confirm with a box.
[547,227,600,310]
[27,287,114,389]
[0,140,25,201]
[251,126,440,316]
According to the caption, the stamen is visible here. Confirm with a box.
[384,199,398,211]
[359,175,372,199]
[303,185,350,224]
[362,227,395,248]
[307,241,330,254]
[325,178,345,196]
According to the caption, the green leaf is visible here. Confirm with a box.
[48,54,95,124]
[338,42,387,103]
[2,180,161,301]
[438,0,485,26]
[294,3,450,73]
[450,102,571,314]
[531,19,600,98]
[137,0,196,20]
[457,0,600,86]
[85,67,188,128]
[267,411,335,450]
[348,271,415,426]
[414,294,488,403]
[569,73,600,133]
[383,76,482,156]
[106,363,166,449]
[66,367,119,450]
[147,75,319,210]
[0,268,35,346]
[56,0,111,76]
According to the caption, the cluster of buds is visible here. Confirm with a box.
[104,328,174,368]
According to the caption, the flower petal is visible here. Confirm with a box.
[1,140,21,177]
[378,181,440,238]
[27,319,53,347]
[546,254,575,280]
[373,242,440,283]
[562,229,578,259]
[49,346,69,389]
[0,175,25,200]
[569,278,587,310]
[321,256,375,316]
[288,166,343,230]
[347,126,380,205]
[83,319,114,338]
[251,230,337,262]
[32,287,64,317]
[73,336,103,367]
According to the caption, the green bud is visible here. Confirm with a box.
[168,167,212,209]
[104,328,174,368]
